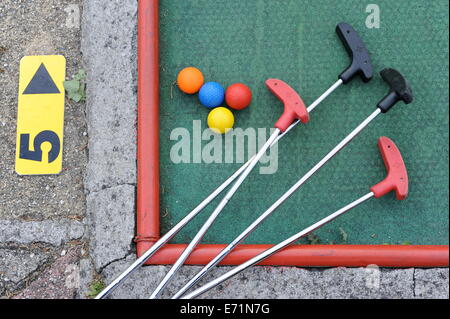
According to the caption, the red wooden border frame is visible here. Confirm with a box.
[135,0,449,267]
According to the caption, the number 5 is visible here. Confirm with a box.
[19,130,61,163]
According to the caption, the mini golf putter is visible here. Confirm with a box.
[149,80,309,299]
[96,22,374,300]
[182,136,409,299]
[265,78,310,129]
[371,137,408,199]
[377,68,414,113]
[336,22,373,83]
[275,21,374,140]
[172,68,413,299]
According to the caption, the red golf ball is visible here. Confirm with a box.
[225,83,252,110]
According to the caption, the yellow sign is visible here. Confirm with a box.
[15,55,66,175]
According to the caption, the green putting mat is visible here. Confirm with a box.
[158,0,449,245]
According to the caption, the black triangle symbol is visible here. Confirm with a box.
[23,63,61,95]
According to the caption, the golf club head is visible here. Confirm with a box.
[370,137,408,200]
[336,22,373,84]
[265,79,309,132]
[377,68,414,113]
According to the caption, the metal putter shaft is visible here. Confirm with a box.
[182,136,410,299]
[149,22,375,299]
[172,68,413,298]
[96,22,372,299]
[150,79,311,298]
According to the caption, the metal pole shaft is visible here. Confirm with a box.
[172,108,381,298]
[95,79,342,299]
[182,192,375,299]
[150,129,281,298]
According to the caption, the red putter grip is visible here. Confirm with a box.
[265,79,309,132]
[370,137,408,200]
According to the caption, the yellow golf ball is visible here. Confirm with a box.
[207,107,234,134]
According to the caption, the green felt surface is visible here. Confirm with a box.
[158,0,449,245]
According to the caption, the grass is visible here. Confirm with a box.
[86,278,105,299]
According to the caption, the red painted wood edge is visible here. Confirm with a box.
[144,244,449,267]
[136,0,160,257]
[136,0,449,267]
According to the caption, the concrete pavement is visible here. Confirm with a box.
[0,0,86,298]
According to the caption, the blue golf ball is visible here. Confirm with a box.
[198,82,225,108]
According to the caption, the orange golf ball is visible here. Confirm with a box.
[177,67,204,94]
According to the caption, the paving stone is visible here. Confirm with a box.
[101,254,171,299]
[12,246,81,299]
[191,267,415,299]
[0,248,48,292]
[77,257,96,299]
[86,184,135,271]
[81,0,138,193]
[100,256,417,299]
[0,219,84,246]
[414,268,449,299]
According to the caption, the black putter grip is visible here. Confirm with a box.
[336,22,373,84]
[377,68,414,113]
